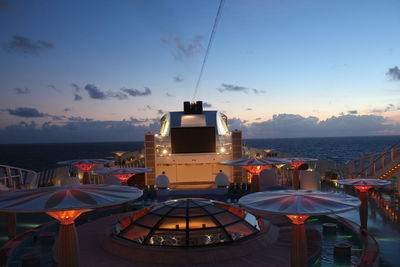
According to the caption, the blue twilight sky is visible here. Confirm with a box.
[0,0,400,143]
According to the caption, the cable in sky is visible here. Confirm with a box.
[192,0,225,101]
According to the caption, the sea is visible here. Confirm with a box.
[0,135,399,172]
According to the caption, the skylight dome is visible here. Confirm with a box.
[117,198,260,247]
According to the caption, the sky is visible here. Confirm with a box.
[0,0,400,143]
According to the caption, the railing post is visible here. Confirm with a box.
[381,153,385,169]
[391,148,395,161]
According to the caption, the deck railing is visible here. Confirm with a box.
[0,165,38,190]
[345,141,400,179]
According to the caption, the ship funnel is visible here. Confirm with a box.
[183,101,203,114]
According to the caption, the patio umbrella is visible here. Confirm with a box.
[57,159,113,184]
[112,151,128,167]
[94,167,152,184]
[284,157,318,189]
[219,158,290,192]
[0,185,142,267]
[239,190,360,267]
[337,178,391,229]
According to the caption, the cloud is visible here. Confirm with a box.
[157,109,164,115]
[347,110,357,114]
[121,87,152,97]
[84,84,107,99]
[5,107,46,118]
[227,113,399,138]
[371,104,398,113]
[255,118,262,120]
[74,93,83,101]
[64,108,71,112]
[217,83,265,94]
[108,91,128,100]
[0,119,161,144]
[48,84,60,92]
[203,102,212,108]
[3,35,54,55]
[173,76,183,83]
[0,0,11,11]
[386,66,400,81]
[14,87,31,94]
[71,83,80,92]
[161,35,205,60]
[246,108,252,111]
[166,92,175,97]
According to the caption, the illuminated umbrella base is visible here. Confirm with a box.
[291,224,307,267]
[359,192,368,229]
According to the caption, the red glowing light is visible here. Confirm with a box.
[242,165,269,175]
[289,161,305,168]
[354,186,373,192]
[73,164,99,171]
[287,215,310,224]
[114,174,135,182]
[46,209,91,225]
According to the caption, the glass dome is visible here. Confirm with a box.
[117,198,260,247]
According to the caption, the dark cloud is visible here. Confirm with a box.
[347,110,357,115]
[71,83,80,92]
[74,93,83,101]
[157,109,164,115]
[0,119,160,144]
[386,66,400,81]
[14,87,31,94]
[371,104,397,113]
[121,87,152,97]
[203,102,212,108]
[108,91,128,100]
[3,35,54,55]
[228,113,397,138]
[161,35,204,60]
[48,84,60,92]
[84,84,107,99]
[166,92,175,97]
[5,107,45,118]
[246,108,252,111]
[255,118,262,120]
[173,76,183,83]
[217,83,265,94]
[64,108,71,112]
[0,0,11,11]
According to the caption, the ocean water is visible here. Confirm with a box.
[0,135,399,171]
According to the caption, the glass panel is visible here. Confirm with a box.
[225,222,257,240]
[244,213,260,230]
[192,200,210,207]
[203,205,223,214]
[135,214,161,227]
[189,216,217,229]
[214,212,240,225]
[122,225,150,243]
[158,217,187,230]
[147,230,186,246]
[168,208,186,217]
[188,229,229,246]
[152,205,172,215]
[188,200,200,207]
[189,207,207,216]
[216,203,245,218]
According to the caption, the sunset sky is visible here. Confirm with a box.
[1,0,400,143]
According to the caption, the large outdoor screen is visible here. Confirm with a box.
[171,127,216,153]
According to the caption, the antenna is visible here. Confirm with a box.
[192,0,225,101]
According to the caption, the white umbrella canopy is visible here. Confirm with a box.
[337,179,391,187]
[219,157,290,168]
[239,190,360,217]
[94,167,152,176]
[0,185,143,212]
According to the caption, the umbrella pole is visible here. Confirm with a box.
[293,167,300,189]
[82,171,90,184]
[250,174,260,192]
[359,191,368,230]
[4,212,16,239]
[291,223,307,267]
[56,222,80,267]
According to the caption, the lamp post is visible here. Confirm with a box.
[58,159,113,184]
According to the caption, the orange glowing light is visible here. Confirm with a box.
[242,165,269,175]
[46,209,91,225]
[114,152,125,157]
[289,161,305,168]
[354,186,373,192]
[73,164,99,171]
[114,174,135,182]
[287,215,310,224]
